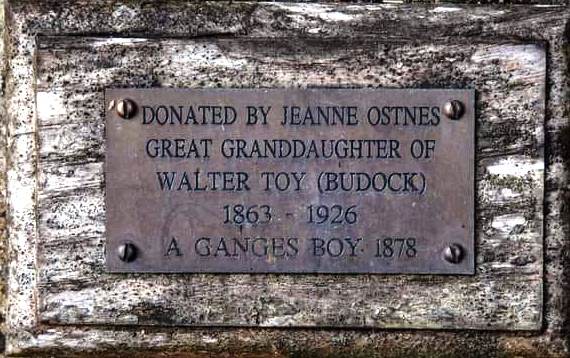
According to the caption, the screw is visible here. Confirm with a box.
[443,100,464,120]
[443,243,464,264]
[116,98,137,119]
[117,242,138,263]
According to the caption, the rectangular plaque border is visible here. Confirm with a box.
[104,88,476,275]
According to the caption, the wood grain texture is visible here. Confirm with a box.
[32,36,545,330]
[4,1,569,356]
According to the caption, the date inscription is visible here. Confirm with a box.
[105,89,474,274]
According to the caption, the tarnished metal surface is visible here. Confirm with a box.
[105,88,474,274]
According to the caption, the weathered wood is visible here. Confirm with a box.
[32,36,545,330]
[4,1,569,356]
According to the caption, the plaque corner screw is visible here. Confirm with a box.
[443,100,464,120]
[116,98,137,119]
[118,242,138,263]
[443,243,464,264]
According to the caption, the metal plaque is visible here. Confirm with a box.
[105,88,474,274]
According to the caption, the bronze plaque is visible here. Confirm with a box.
[105,88,474,274]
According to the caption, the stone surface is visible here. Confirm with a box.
[2,1,570,356]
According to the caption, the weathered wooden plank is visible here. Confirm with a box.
[38,274,541,329]
[6,1,568,356]
[14,1,566,42]
[5,327,555,358]
[34,36,545,329]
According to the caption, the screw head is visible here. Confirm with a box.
[116,98,137,119]
[443,243,464,264]
[117,242,138,263]
[443,100,464,120]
